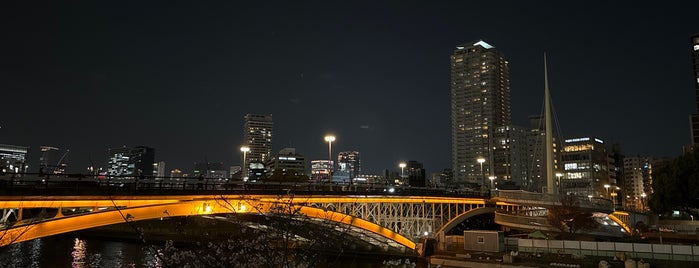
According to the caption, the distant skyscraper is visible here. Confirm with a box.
[243,114,273,172]
[0,144,28,174]
[107,146,155,177]
[406,160,426,187]
[39,146,68,174]
[337,151,361,182]
[451,40,511,186]
[690,34,699,148]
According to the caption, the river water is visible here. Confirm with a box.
[0,235,425,268]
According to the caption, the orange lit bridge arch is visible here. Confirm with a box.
[0,195,496,250]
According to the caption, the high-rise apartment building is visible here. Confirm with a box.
[451,40,511,186]
[106,146,155,177]
[690,34,699,148]
[525,115,561,192]
[243,114,273,175]
[492,125,528,189]
[622,156,654,210]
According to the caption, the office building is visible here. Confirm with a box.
[106,146,155,177]
[0,144,29,174]
[311,160,333,182]
[243,114,273,177]
[337,151,361,182]
[265,148,306,180]
[451,40,511,186]
[406,160,426,187]
[153,161,166,178]
[690,34,699,148]
[354,174,383,185]
[170,169,183,179]
[193,161,227,179]
[229,165,242,180]
[559,137,614,198]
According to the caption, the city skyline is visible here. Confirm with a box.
[2,2,699,175]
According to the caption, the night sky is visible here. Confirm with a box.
[3,1,698,175]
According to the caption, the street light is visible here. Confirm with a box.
[604,184,610,199]
[324,135,335,181]
[555,173,563,194]
[641,192,647,210]
[488,175,496,191]
[477,157,486,188]
[240,146,250,181]
[399,162,407,180]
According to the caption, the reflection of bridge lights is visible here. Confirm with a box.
[71,238,86,267]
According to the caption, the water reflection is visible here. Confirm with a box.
[0,237,153,268]
[0,236,406,267]
[72,238,86,268]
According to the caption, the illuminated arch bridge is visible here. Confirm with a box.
[0,194,510,251]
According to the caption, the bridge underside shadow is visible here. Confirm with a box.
[435,207,498,237]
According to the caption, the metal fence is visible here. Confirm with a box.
[517,238,699,262]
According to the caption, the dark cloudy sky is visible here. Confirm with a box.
[2,1,698,175]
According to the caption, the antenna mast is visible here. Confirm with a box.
[544,54,555,195]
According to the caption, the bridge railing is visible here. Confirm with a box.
[494,210,551,228]
[0,173,490,198]
[493,190,614,212]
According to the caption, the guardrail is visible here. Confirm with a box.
[0,174,490,198]
[517,238,699,262]
[493,190,614,212]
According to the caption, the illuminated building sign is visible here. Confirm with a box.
[564,144,594,152]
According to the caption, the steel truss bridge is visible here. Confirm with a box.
[0,194,508,250]
[0,175,636,252]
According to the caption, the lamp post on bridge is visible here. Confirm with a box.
[240,146,250,182]
[555,173,563,194]
[477,157,485,192]
[324,135,335,182]
[399,162,406,185]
